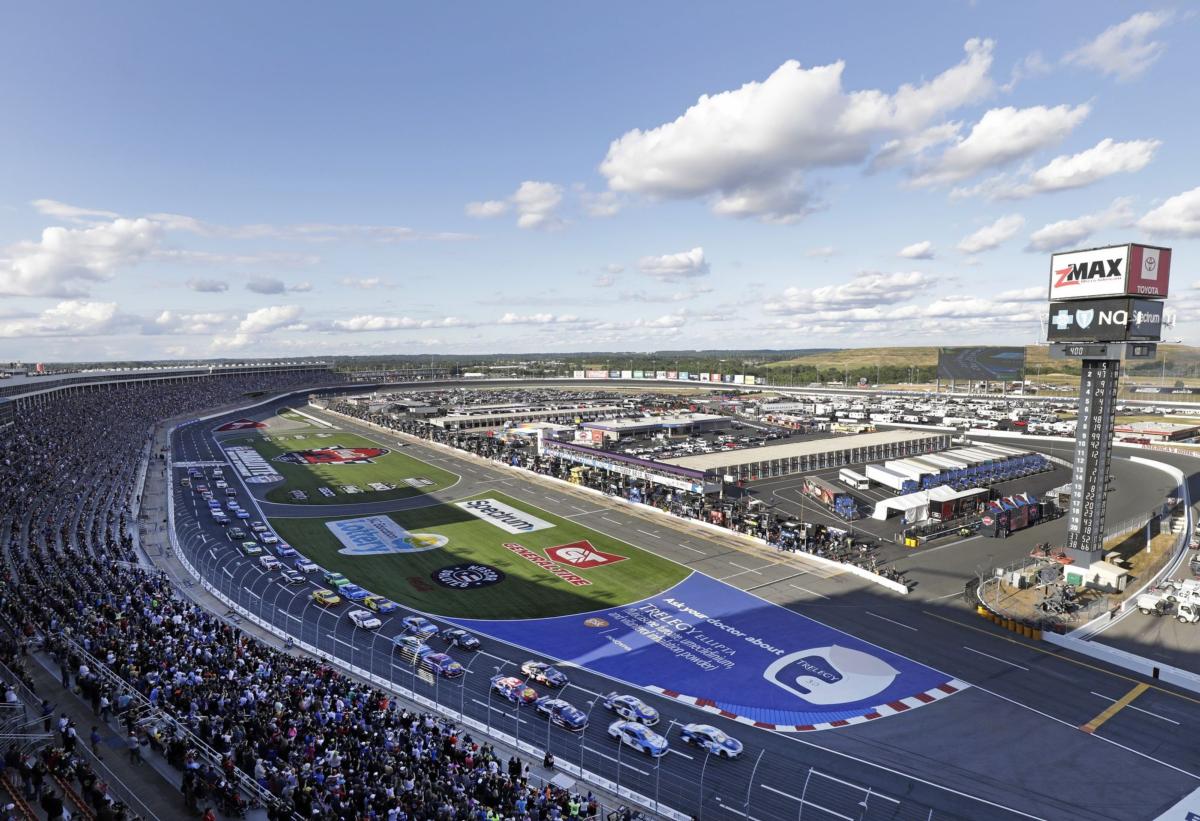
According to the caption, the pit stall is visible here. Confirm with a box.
[539,437,721,496]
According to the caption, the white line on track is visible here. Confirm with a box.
[636,529,661,539]
[601,516,622,525]
[865,611,917,632]
[674,543,705,555]
[331,637,353,649]
[470,699,530,724]
[931,590,964,600]
[1090,691,1181,725]
[286,614,301,623]
[715,803,766,821]
[761,785,856,819]
[962,646,1028,671]
[727,561,763,574]
[665,748,693,760]
[583,746,649,775]
[788,583,829,600]
[222,568,233,578]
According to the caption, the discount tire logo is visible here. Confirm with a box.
[432,563,505,590]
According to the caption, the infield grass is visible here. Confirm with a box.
[227,429,458,505]
[267,491,689,619]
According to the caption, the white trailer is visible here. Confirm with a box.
[865,464,908,492]
[885,460,932,482]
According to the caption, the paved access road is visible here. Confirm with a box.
[170,396,1200,821]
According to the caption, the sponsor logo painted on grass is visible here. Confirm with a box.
[449,572,960,729]
[224,445,283,484]
[327,516,448,556]
[405,477,434,488]
[502,543,590,587]
[432,563,505,589]
[544,540,627,570]
[215,419,266,432]
[455,498,554,534]
[276,446,389,465]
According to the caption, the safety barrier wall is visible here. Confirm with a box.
[326,407,912,596]
[1043,631,1200,696]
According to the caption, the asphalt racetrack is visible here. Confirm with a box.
[170,394,1200,821]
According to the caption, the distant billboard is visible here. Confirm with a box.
[937,347,1026,381]
[585,370,607,379]
[1048,243,1171,301]
[1046,298,1163,342]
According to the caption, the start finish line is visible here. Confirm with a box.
[451,572,966,731]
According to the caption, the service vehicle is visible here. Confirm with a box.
[341,584,370,602]
[439,628,480,650]
[520,661,569,687]
[240,541,263,556]
[402,616,439,639]
[422,653,464,678]
[535,697,588,731]
[490,675,538,705]
[275,544,298,558]
[349,609,382,630]
[680,724,743,758]
[312,589,341,607]
[258,555,281,571]
[601,693,659,725]
[322,571,351,588]
[226,527,246,540]
[608,720,668,757]
[294,557,319,574]
[279,569,305,584]
[362,595,399,614]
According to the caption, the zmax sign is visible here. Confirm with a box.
[1048,243,1171,301]
[1046,297,1163,342]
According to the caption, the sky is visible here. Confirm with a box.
[1,2,1199,362]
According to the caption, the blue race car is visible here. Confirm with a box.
[439,627,480,650]
[422,653,464,679]
[402,616,438,639]
[680,724,743,759]
[608,720,668,757]
[601,692,659,725]
[275,544,298,558]
[536,697,588,731]
[521,661,569,687]
[341,584,371,602]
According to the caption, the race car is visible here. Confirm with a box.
[322,571,351,588]
[195,484,209,494]
[212,512,229,525]
[275,544,298,558]
[240,541,263,556]
[258,555,281,571]
[439,628,480,650]
[294,557,319,574]
[535,697,588,731]
[362,595,399,614]
[226,527,246,540]
[680,724,743,759]
[250,522,268,534]
[601,693,659,725]
[490,676,538,705]
[521,661,569,688]
[214,480,228,489]
[260,533,279,545]
[348,609,382,630]
[341,584,370,602]
[422,653,464,678]
[401,616,438,639]
[391,635,432,660]
[312,589,341,607]
[608,720,668,757]
[235,510,251,520]
[279,569,305,584]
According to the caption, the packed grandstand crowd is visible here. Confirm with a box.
[0,374,611,821]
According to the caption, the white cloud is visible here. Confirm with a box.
[898,240,935,259]
[1065,11,1172,81]
[956,214,1026,253]
[603,263,625,274]
[497,313,581,325]
[186,278,229,293]
[31,199,119,222]
[638,247,709,280]
[1025,197,1134,252]
[579,189,621,217]
[910,104,1090,187]
[511,181,564,230]
[869,122,961,172]
[1138,187,1200,237]
[0,300,132,338]
[465,200,509,218]
[805,246,836,258]
[338,276,385,289]
[593,274,616,288]
[996,286,1046,303]
[1001,52,1052,93]
[331,315,467,332]
[600,39,994,221]
[244,277,311,295]
[0,218,162,297]
[766,271,937,315]
[150,310,233,335]
[954,138,1160,199]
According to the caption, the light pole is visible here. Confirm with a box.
[578,699,596,776]
[697,748,713,820]
[743,749,765,819]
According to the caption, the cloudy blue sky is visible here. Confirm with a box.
[2,2,1198,361]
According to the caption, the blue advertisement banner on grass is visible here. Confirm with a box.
[452,572,962,729]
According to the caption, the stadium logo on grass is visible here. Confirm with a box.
[276,445,388,465]
[544,540,627,570]
[432,563,505,590]
[328,516,448,555]
[215,419,266,432]
[456,498,554,534]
